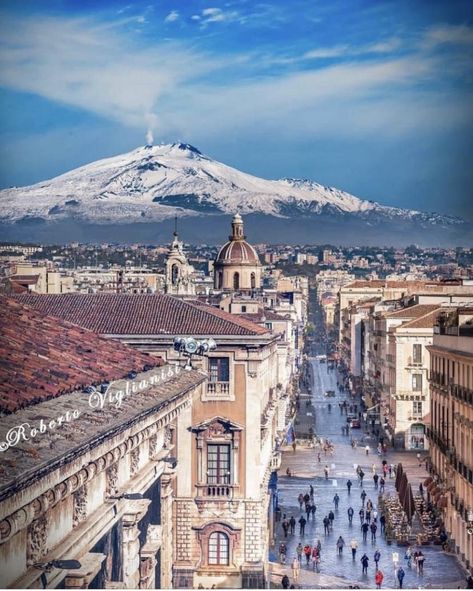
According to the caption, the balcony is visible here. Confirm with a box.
[196,483,234,498]
[207,381,230,397]
[452,384,473,406]
[406,356,425,367]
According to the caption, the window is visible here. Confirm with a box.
[413,401,423,416]
[412,374,423,392]
[171,264,179,285]
[250,272,256,289]
[208,532,229,566]
[207,444,231,484]
[209,357,229,383]
[217,271,223,289]
[241,305,247,313]
[413,344,422,364]
[233,272,240,290]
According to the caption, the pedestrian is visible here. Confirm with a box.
[379,477,385,493]
[370,522,377,542]
[374,549,381,568]
[361,553,369,575]
[323,515,330,535]
[361,490,367,505]
[372,463,376,474]
[304,543,312,566]
[333,493,340,509]
[303,492,310,506]
[366,499,373,512]
[289,515,296,535]
[389,464,394,478]
[397,566,405,588]
[311,503,316,519]
[306,503,311,521]
[379,514,385,534]
[324,465,329,479]
[292,440,297,453]
[292,556,300,583]
[299,515,306,535]
[375,569,384,589]
[348,506,354,524]
[347,479,352,493]
[359,508,365,524]
[466,575,473,589]
[365,509,371,523]
[316,539,322,554]
[279,542,287,564]
[365,445,370,456]
[359,470,364,485]
[373,510,378,523]
[362,522,369,542]
[282,519,289,538]
[310,484,314,497]
[298,493,304,510]
[417,550,425,574]
[373,473,379,488]
[419,482,424,497]
[417,452,421,466]
[328,510,335,529]
[336,536,345,555]
[296,543,303,563]
[404,546,412,568]
[311,547,320,572]
[282,574,290,589]
[351,539,358,559]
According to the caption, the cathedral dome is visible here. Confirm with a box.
[215,214,261,266]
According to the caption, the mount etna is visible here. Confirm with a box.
[0,143,470,246]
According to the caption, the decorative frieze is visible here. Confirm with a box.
[26,514,49,565]
[130,448,140,477]
[73,485,88,528]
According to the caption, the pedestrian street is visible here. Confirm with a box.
[270,358,467,589]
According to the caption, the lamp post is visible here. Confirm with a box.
[173,337,217,369]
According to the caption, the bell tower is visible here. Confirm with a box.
[164,218,195,295]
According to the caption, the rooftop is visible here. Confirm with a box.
[385,304,440,320]
[0,297,162,413]
[13,293,269,337]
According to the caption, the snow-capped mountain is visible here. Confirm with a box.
[0,143,469,246]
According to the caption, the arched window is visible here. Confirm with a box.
[208,532,229,565]
[233,272,240,290]
[171,264,179,285]
[217,271,223,289]
[250,272,256,289]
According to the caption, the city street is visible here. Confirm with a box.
[270,358,467,589]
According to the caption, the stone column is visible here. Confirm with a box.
[122,500,151,589]
[160,470,176,589]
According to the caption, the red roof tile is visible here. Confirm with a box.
[0,297,162,413]
[13,293,269,336]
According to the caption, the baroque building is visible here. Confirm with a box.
[213,215,262,292]
[15,293,294,588]
[0,297,205,589]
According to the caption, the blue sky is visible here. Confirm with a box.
[0,0,472,220]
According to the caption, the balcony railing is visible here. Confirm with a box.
[196,483,234,498]
[407,356,425,367]
[207,381,230,396]
[452,385,473,406]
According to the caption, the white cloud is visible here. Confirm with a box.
[193,7,242,26]
[164,11,179,24]
[303,38,401,60]
[423,24,473,47]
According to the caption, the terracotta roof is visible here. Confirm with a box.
[0,297,162,413]
[401,308,449,329]
[10,274,40,285]
[240,309,291,323]
[13,293,269,336]
[385,304,440,319]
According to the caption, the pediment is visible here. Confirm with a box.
[189,416,244,434]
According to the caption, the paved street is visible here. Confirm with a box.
[270,358,467,589]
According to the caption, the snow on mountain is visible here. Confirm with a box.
[0,142,463,228]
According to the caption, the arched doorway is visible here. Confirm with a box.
[410,423,425,449]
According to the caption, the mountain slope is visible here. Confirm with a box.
[0,143,469,246]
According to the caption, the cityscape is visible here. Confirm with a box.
[0,0,472,590]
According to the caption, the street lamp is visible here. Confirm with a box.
[173,337,217,369]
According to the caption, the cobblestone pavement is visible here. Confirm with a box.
[270,358,467,589]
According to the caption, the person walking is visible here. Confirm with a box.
[362,522,369,542]
[309,484,314,497]
[282,518,289,538]
[323,515,330,535]
[374,549,381,568]
[324,465,329,479]
[379,477,385,493]
[304,544,312,566]
[359,470,365,485]
[298,493,304,510]
[373,473,379,489]
[336,536,345,555]
[361,553,369,575]
[328,510,335,529]
[279,542,287,564]
[405,546,412,568]
[417,551,425,574]
[370,522,377,542]
[289,515,296,535]
[299,516,306,536]
[296,543,303,564]
[397,566,405,588]
[366,499,373,512]
[292,556,300,584]
[361,490,367,505]
[365,509,371,523]
[333,493,340,509]
[347,479,352,493]
[359,508,365,524]
[281,574,290,589]
[316,539,322,555]
[351,539,358,560]
[348,506,354,524]
[372,463,376,474]
[311,503,316,520]
[373,510,378,523]
[379,514,385,534]
[365,445,370,455]
[305,503,311,522]
[375,569,384,589]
